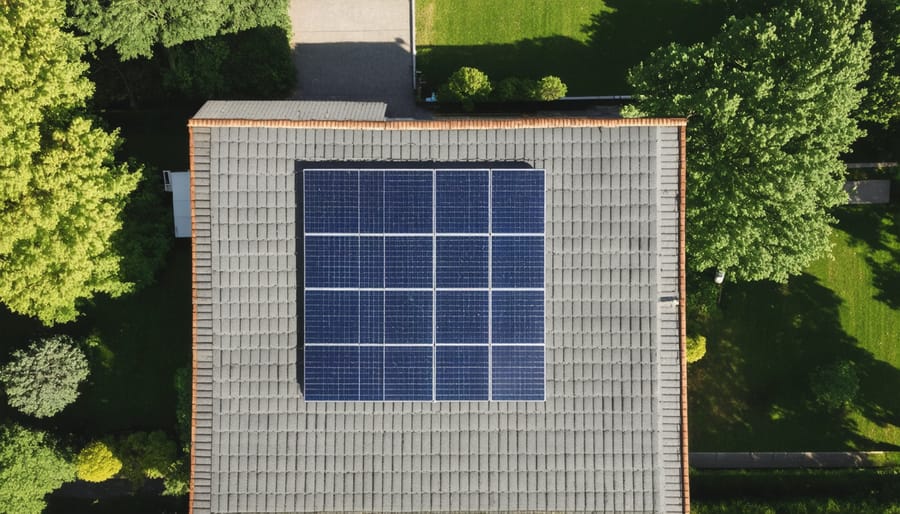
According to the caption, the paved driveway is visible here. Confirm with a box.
[290,0,419,118]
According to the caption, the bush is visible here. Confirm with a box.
[687,335,708,364]
[76,441,122,482]
[810,361,859,410]
[532,75,567,100]
[174,367,191,454]
[0,424,76,514]
[0,335,90,418]
[494,77,534,101]
[438,66,492,107]
[117,431,178,486]
[162,457,190,496]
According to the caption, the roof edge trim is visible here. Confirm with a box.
[188,125,198,514]
[678,124,691,514]
[187,117,688,129]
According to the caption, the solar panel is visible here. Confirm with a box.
[303,168,544,401]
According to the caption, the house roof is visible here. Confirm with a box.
[188,102,689,514]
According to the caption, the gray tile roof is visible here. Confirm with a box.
[189,103,687,513]
[194,100,387,122]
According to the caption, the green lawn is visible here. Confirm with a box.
[415,0,730,95]
[689,205,900,451]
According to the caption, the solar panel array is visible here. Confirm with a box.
[302,168,544,401]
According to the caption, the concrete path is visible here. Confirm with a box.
[289,0,421,118]
[691,451,891,469]
[844,180,891,204]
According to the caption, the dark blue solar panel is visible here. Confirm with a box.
[436,291,488,344]
[304,291,358,344]
[436,346,488,400]
[304,236,358,288]
[436,236,488,287]
[492,170,544,233]
[305,346,360,400]
[384,347,433,400]
[492,291,544,344]
[359,237,384,288]
[385,237,432,288]
[359,346,384,400]
[492,346,544,400]
[384,171,432,233]
[303,168,545,401]
[384,291,432,344]
[304,170,358,233]
[359,171,384,233]
[359,291,384,344]
[492,236,543,288]
[436,170,489,233]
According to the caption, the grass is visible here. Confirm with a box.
[415,0,731,95]
[689,205,900,451]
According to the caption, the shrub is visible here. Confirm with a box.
[117,431,178,486]
[0,335,90,418]
[494,77,534,101]
[532,75,568,100]
[0,424,76,514]
[162,457,190,496]
[439,66,492,107]
[76,441,122,482]
[174,367,191,453]
[686,335,708,364]
[810,361,859,410]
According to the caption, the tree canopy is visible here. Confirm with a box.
[859,0,900,125]
[0,424,75,514]
[69,0,291,59]
[0,0,139,324]
[0,335,90,418]
[625,0,872,282]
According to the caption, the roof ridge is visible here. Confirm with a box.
[187,117,687,129]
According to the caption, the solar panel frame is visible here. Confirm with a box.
[302,168,545,401]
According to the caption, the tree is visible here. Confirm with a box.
[76,441,122,482]
[624,0,872,282]
[69,0,291,60]
[686,335,707,364]
[0,335,90,418]
[859,0,900,125]
[439,67,493,108]
[0,0,140,324]
[116,431,179,486]
[0,424,75,514]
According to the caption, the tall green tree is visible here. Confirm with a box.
[860,0,900,125]
[0,424,76,514]
[624,0,872,282]
[0,0,139,324]
[69,0,290,60]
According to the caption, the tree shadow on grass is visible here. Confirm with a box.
[689,273,900,451]
[833,205,900,309]
[417,0,734,95]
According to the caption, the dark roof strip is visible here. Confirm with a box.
[678,125,690,514]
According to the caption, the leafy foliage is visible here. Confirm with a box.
[69,0,291,60]
[810,361,860,410]
[0,335,90,418]
[859,0,900,125]
[76,441,122,482]
[0,424,75,514]
[116,431,179,486]
[532,75,568,100]
[438,66,493,107]
[686,335,708,364]
[0,0,140,324]
[114,164,173,291]
[625,0,872,282]
[163,26,296,100]
[162,457,191,496]
[174,366,191,454]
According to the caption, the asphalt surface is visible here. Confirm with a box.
[289,0,421,118]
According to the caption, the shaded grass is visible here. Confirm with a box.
[415,0,731,94]
[689,205,900,451]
